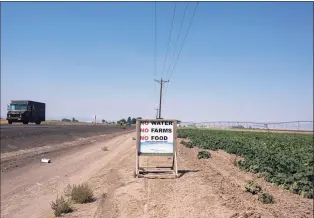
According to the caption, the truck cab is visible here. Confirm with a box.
[7,100,46,125]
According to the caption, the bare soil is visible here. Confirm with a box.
[1,135,312,218]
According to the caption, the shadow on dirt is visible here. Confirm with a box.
[137,169,199,180]
[177,170,199,178]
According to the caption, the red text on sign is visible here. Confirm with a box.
[140,128,149,132]
[140,136,149,141]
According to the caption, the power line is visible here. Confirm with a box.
[164,4,189,80]
[161,4,189,104]
[167,2,199,82]
[154,1,157,80]
[153,1,158,112]
[162,2,199,105]
[160,3,177,79]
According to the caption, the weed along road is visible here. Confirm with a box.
[1,127,312,217]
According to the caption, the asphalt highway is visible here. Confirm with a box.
[0,124,135,153]
[1,124,66,128]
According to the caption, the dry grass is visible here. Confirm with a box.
[51,195,74,217]
[65,183,94,204]
[50,183,94,216]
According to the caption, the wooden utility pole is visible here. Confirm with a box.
[155,78,169,119]
[154,108,159,119]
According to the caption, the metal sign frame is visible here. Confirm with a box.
[135,119,178,178]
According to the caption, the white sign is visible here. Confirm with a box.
[139,120,174,154]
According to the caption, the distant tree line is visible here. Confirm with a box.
[62,117,79,122]
[99,117,142,125]
[60,117,180,125]
[117,117,142,125]
[101,120,115,124]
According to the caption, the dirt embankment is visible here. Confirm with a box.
[1,135,312,218]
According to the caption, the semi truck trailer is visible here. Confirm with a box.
[7,100,46,125]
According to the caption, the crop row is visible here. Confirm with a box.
[177,128,314,198]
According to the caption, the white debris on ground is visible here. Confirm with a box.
[40,158,51,163]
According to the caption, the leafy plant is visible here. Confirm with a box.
[181,140,193,148]
[197,151,211,159]
[69,183,94,204]
[177,128,314,198]
[245,180,262,194]
[258,193,274,204]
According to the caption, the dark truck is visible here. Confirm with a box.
[7,100,46,125]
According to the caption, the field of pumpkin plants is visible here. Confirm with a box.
[177,128,314,198]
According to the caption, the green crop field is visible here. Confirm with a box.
[177,128,314,198]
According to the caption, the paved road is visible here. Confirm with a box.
[1,124,68,128]
[0,124,135,153]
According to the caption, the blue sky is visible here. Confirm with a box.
[1,2,313,123]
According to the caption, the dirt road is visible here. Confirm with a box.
[1,133,312,218]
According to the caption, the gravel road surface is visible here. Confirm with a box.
[0,124,134,153]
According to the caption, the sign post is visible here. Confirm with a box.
[135,119,178,178]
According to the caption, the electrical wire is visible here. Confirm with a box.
[154,1,158,110]
[154,1,157,80]
[162,2,199,105]
[167,2,199,82]
[164,4,189,80]
[160,3,177,79]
